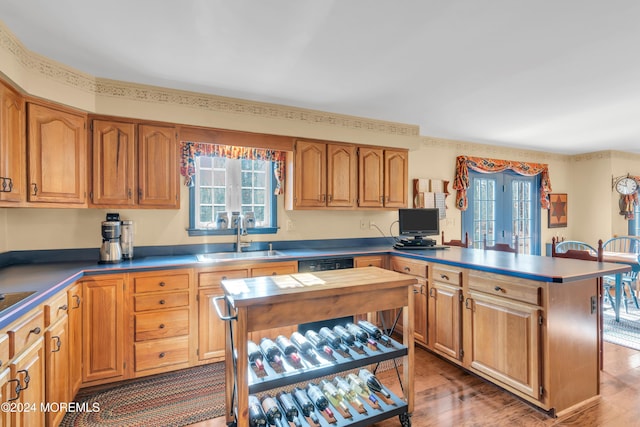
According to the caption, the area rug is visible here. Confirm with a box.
[603,305,640,351]
[60,362,225,427]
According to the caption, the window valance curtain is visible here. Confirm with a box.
[452,155,552,211]
[180,141,287,195]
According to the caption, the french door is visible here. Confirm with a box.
[462,170,541,254]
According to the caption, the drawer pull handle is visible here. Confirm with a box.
[7,379,20,401]
[271,272,277,276]
[31,183,38,196]
[29,327,41,336]
[429,288,436,298]
[159,352,166,358]
[52,336,62,353]
[159,299,166,305]
[221,276,227,280]
[72,294,81,308]
[494,286,505,293]
[403,266,411,272]
[413,288,419,294]
[159,324,165,329]
[440,274,449,280]
[17,369,30,391]
[59,304,68,312]
[159,281,166,287]
[465,298,473,310]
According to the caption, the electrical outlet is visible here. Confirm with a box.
[286,220,295,231]
[360,219,367,229]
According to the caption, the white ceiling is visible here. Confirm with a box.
[2,0,640,154]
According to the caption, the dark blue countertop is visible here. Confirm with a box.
[0,243,629,330]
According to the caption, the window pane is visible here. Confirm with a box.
[200,188,212,204]
[213,157,226,168]
[241,172,252,187]
[253,172,265,187]
[241,188,252,204]
[200,206,212,223]
[213,188,226,204]
[200,156,212,168]
[254,189,265,204]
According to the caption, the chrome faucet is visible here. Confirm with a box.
[235,214,250,252]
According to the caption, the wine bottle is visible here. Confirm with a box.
[306,383,335,419]
[358,368,391,398]
[290,331,316,360]
[276,392,302,427]
[333,376,366,412]
[319,327,350,354]
[247,340,265,371]
[332,325,356,345]
[345,322,370,343]
[259,337,283,366]
[357,320,383,340]
[261,395,287,427]
[292,387,320,425]
[346,373,379,405]
[319,379,351,417]
[248,395,268,427]
[304,330,333,356]
[275,335,301,363]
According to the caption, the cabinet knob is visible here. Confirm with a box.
[159,281,166,287]
[159,324,165,329]
[159,352,166,358]
[59,304,68,312]
[403,266,411,272]
[221,276,227,281]
[440,274,449,281]
[159,299,166,305]
[494,286,504,293]
[29,327,41,336]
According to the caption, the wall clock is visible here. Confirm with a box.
[615,177,638,195]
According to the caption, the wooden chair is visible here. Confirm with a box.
[483,235,518,253]
[442,231,469,248]
[603,236,640,312]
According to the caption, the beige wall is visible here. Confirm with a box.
[1,21,639,253]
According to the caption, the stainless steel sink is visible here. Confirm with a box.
[196,250,285,263]
[0,291,36,312]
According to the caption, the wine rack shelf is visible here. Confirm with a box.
[219,267,416,427]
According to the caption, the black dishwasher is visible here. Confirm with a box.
[297,257,354,334]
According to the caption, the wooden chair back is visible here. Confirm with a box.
[442,231,469,248]
[603,236,640,254]
[552,237,603,262]
[484,235,519,253]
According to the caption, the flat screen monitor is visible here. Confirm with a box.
[398,208,440,240]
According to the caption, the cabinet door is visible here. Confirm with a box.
[294,140,326,207]
[138,124,178,208]
[91,120,137,206]
[384,149,408,207]
[0,368,10,427]
[10,339,45,427]
[198,287,226,361]
[45,315,69,427]
[27,103,86,204]
[82,276,125,383]
[0,83,26,204]
[428,281,462,360]
[414,281,427,345]
[326,144,356,207]
[358,147,384,207]
[67,283,83,397]
[467,290,541,399]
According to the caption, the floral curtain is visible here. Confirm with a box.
[620,176,640,220]
[180,141,287,195]
[452,155,552,211]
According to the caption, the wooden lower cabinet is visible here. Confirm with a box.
[10,339,45,427]
[81,275,126,384]
[45,315,69,427]
[428,280,462,360]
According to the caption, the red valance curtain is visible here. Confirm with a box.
[179,141,287,195]
[452,155,552,211]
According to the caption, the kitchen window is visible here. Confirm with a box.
[182,142,284,236]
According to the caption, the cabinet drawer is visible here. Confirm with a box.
[390,257,428,278]
[432,265,462,286]
[44,292,68,326]
[134,291,189,312]
[469,272,541,306]
[133,273,189,293]
[198,269,248,288]
[134,309,189,341]
[8,310,44,358]
[134,336,189,372]
[251,262,297,277]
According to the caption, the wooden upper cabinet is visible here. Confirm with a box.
[27,102,87,205]
[293,140,326,208]
[358,147,408,208]
[384,149,408,207]
[326,143,356,207]
[91,120,137,206]
[0,82,26,204]
[137,124,179,208]
[358,147,384,207]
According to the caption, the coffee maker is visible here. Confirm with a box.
[100,213,123,263]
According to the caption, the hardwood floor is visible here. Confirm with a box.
[190,342,640,427]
